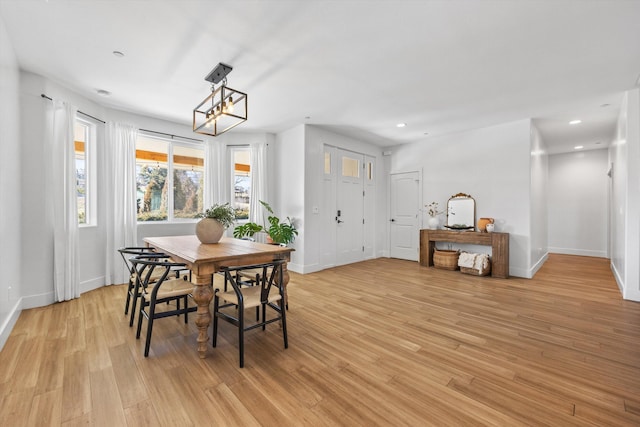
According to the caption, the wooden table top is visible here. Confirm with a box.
[143,235,293,272]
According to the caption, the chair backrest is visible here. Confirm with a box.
[221,259,286,303]
[130,255,189,298]
[117,247,157,276]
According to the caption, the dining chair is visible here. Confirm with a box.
[119,247,191,327]
[236,265,289,310]
[212,259,288,368]
[130,255,197,357]
[118,247,159,326]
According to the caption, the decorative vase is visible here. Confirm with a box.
[486,223,495,233]
[195,218,224,243]
[477,217,494,233]
[427,216,439,230]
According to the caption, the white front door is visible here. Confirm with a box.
[389,171,421,261]
[336,149,365,266]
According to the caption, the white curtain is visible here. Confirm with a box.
[204,139,228,207]
[249,141,268,224]
[104,122,138,285]
[46,100,80,301]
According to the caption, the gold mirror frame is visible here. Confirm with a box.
[445,193,476,230]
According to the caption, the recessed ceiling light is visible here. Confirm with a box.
[595,141,602,145]
[600,103,610,108]
[396,123,406,128]
[574,145,584,150]
[112,50,124,58]
[96,89,111,97]
[569,120,582,125]
[423,132,429,136]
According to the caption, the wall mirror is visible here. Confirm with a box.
[445,193,476,230]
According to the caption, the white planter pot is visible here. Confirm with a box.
[427,216,440,230]
[195,218,225,243]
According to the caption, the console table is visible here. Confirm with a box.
[419,229,509,278]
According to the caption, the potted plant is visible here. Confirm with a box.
[195,203,237,243]
[233,200,298,245]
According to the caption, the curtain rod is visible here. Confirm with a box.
[41,93,203,143]
[139,128,202,143]
[41,93,105,124]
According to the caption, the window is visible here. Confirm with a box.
[324,152,331,175]
[74,119,96,225]
[341,155,360,177]
[230,147,251,220]
[136,134,204,222]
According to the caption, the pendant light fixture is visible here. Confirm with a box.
[193,63,247,137]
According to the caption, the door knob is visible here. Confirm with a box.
[390,218,396,222]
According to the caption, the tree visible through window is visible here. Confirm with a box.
[231,148,251,220]
[136,134,204,222]
[74,119,95,225]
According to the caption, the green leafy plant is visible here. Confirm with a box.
[233,200,298,245]
[197,203,237,229]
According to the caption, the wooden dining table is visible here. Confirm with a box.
[143,235,294,358]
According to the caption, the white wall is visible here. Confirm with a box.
[548,149,609,258]
[19,72,112,308]
[610,89,640,301]
[0,14,22,348]
[274,125,306,272]
[530,124,549,274]
[389,119,533,277]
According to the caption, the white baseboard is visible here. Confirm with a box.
[611,261,624,294]
[22,291,55,310]
[529,252,549,278]
[80,276,106,295]
[0,299,22,351]
[548,247,607,258]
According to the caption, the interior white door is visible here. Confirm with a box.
[389,171,421,261]
[336,149,364,265]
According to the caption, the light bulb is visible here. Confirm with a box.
[228,97,234,113]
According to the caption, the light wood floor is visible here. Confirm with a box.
[2,254,640,426]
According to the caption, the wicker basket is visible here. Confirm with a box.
[433,249,460,270]
[459,253,492,276]
[460,265,491,276]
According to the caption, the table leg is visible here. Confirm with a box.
[191,273,213,359]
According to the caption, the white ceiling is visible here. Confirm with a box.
[2,0,639,153]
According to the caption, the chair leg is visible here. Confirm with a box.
[136,296,146,339]
[129,280,141,327]
[212,295,219,348]
[280,298,288,349]
[238,308,244,368]
[183,295,189,324]
[124,279,133,315]
[144,301,156,358]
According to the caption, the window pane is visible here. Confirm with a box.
[233,149,250,220]
[74,122,87,224]
[136,136,168,221]
[173,145,204,219]
[324,152,331,174]
[342,156,360,178]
